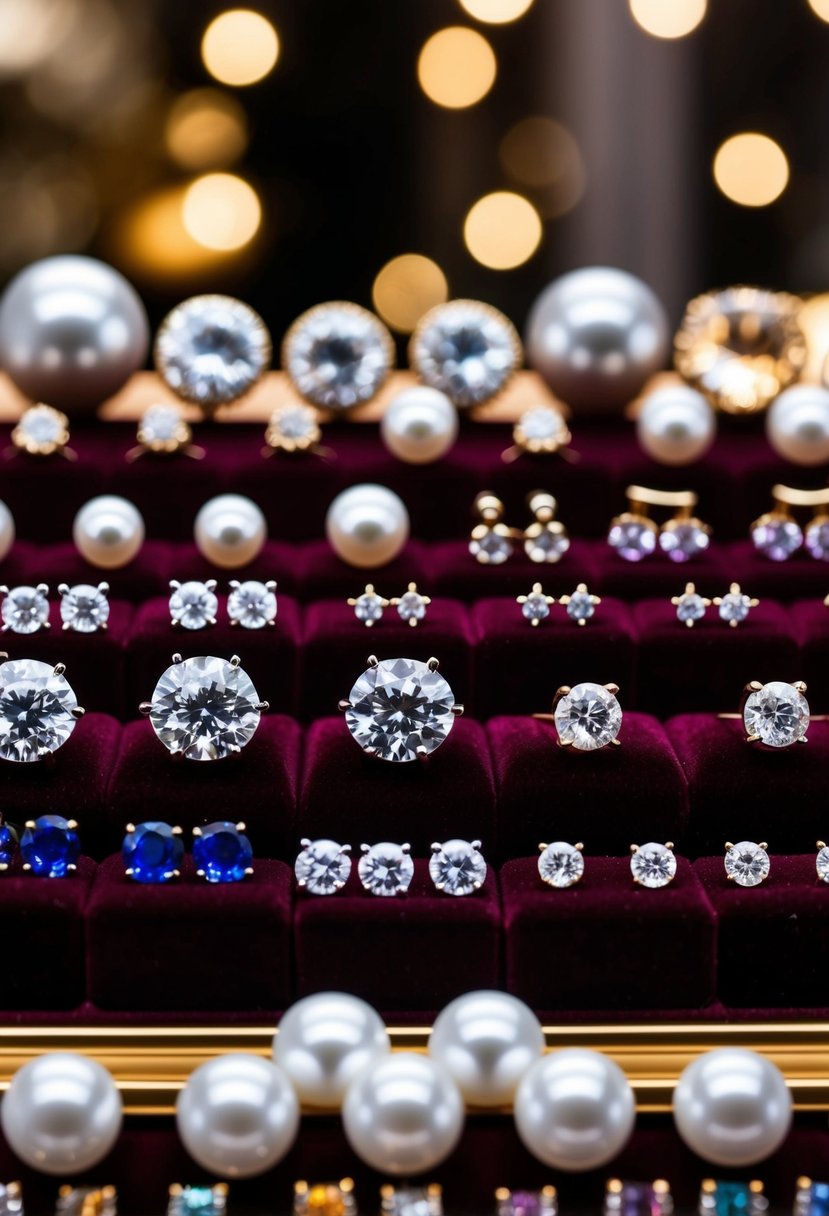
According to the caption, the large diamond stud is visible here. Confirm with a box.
[741,679,810,748]
[347,584,389,627]
[11,403,72,458]
[560,583,600,625]
[537,841,584,889]
[58,582,110,633]
[391,583,430,627]
[544,681,623,752]
[122,821,183,884]
[658,516,710,562]
[227,579,277,629]
[0,657,84,762]
[264,403,323,454]
[608,515,658,562]
[816,841,829,884]
[429,838,487,896]
[168,580,218,630]
[750,512,803,560]
[410,299,521,409]
[168,1184,228,1216]
[20,814,80,877]
[193,821,253,883]
[724,840,770,887]
[282,301,393,411]
[630,842,677,889]
[294,838,352,895]
[714,583,758,627]
[358,841,414,896]
[382,1185,444,1216]
[340,655,462,762]
[517,583,554,626]
[672,582,710,627]
[140,654,266,761]
[1,584,50,634]
[155,295,272,413]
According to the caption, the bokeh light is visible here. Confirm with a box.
[417,27,496,109]
[713,132,789,207]
[807,0,829,22]
[628,0,707,39]
[499,115,586,216]
[797,294,829,382]
[182,172,262,251]
[201,9,279,87]
[116,185,224,281]
[0,0,76,75]
[372,254,449,333]
[458,0,535,23]
[165,89,249,170]
[463,191,542,269]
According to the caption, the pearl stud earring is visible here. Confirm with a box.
[635,383,716,466]
[194,494,268,569]
[73,495,145,569]
[380,386,459,464]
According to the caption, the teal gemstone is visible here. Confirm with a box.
[712,1183,752,1216]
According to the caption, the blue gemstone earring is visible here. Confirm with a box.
[20,815,80,877]
[193,821,253,883]
[0,814,17,872]
[122,822,184,884]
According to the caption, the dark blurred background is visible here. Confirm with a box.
[1,0,827,355]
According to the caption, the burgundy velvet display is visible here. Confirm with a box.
[87,855,292,1011]
[298,717,496,853]
[104,715,301,858]
[293,860,501,1008]
[429,538,600,599]
[597,545,729,600]
[298,599,473,719]
[487,715,688,857]
[666,715,829,853]
[501,856,716,1012]
[300,538,428,601]
[724,541,829,601]
[793,598,829,713]
[0,857,94,1009]
[696,853,829,1008]
[472,597,637,717]
[165,539,302,595]
[29,540,175,601]
[634,598,799,717]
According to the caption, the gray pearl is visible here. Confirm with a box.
[0,256,149,416]
[525,266,669,415]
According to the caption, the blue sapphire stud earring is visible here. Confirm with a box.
[193,821,253,883]
[122,822,184,884]
[20,815,80,877]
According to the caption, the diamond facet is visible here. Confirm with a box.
[743,680,809,748]
[608,518,657,562]
[283,301,393,411]
[193,821,253,883]
[294,838,352,894]
[169,580,218,630]
[411,300,520,409]
[631,843,676,889]
[725,840,770,887]
[538,841,584,889]
[20,814,80,877]
[358,842,414,896]
[1,585,50,634]
[122,821,183,884]
[146,655,263,760]
[155,295,271,409]
[59,583,110,633]
[658,519,710,562]
[429,838,486,895]
[227,579,277,629]
[553,682,622,751]
[0,658,80,762]
[806,517,829,561]
[344,657,459,762]
[751,516,803,560]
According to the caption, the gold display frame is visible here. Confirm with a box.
[0,1022,827,1115]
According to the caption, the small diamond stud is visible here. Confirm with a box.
[11,403,74,459]
[358,842,414,896]
[227,579,277,629]
[348,585,389,627]
[724,840,770,887]
[0,584,50,634]
[263,403,324,455]
[560,583,600,626]
[817,841,829,884]
[537,841,584,889]
[168,580,218,630]
[429,838,486,896]
[294,838,352,895]
[126,402,205,461]
[58,582,110,633]
[671,582,710,627]
[517,583,554,626]
[714,583,759,627]
[630,842,677,888]
[391,583,430,627]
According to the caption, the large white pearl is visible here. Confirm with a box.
[326,483,409,568]
[380,386,459,464]
[0,499,15,563]
[637,383,716,465]
[176,1053,299,1179]
[673,1048,792,1167]
[526,266,669,415]
[0,255,149,417]
[766,385,829,466]
[273,991,390,1110]
[514,1049,635,1172]
[428,989,544,1107]
[1,1052,123,1175]
[194,494,267,569]
[342,1051,464,1176]
[73,495,145,569]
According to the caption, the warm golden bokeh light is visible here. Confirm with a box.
[463,191,542,269]
[797,294,829,382]
[628,0,706,38]
[807,0,829,22]
[458,0,535,23]
[201,9,279,87]
[499,115,586,216]
[165,89,248,171]
[372,254,449,333]
[417,27,496,109]
[713,133,790,208]
[116,186,226,281]
[182,172,262,251]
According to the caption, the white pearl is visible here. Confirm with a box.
[273,991,390,1110]
[673,1048,792,1167]
[0,499,14,562]
[514,1049,635,1172]
[1,1052,122,1175]
[380,387,459,464]
[73,495,145,569]
[342,1051,464,1176]
[637,384,716,466]
[428,989,544,1107]
[766,385,829,466]
[176,1053,299,1179]
[326,483,409,569]
[194,494,267,569]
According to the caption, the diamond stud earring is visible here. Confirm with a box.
[502,404,574,463]
[724,841,770,887]
[469,491,519,565]
[58,583,110,632]
[348,585,389,627]
[672,582,711,627]
[122,822,183,884]
[0,656,84,763]
[294,838,352,895]
[358,842,414,896]
[227,579,277,629]
[340,656,463,762]
[534,682,623,752]
[283,301,393,411]
[126,402,205,461]
[391,583,430,627]
[605,1180,672,1216]
[140,654,267,761]
[263,402,326,456]
[429,838,487,895]
[718,679,812,749]
[383,1184,443,1216]
[193,821,253,883]
[496,1188,557,1216]
[10,403,75,460]
[523,491,571,564]
[168,580,218,630]
[1,584,50,634]
[816,841,829,883]
[560,583,600,625]
[537,841,584,889]
[609,485,709,563]
[21,815,80,877]
[714,583,759,627]
[410,298,521,410]
[517,583,554,626]
[630,842,677,888]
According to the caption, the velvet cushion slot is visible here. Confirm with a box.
[487,714,689,858]
[298,716,496,854]
[724,541,829,601]
[501,856,716,1012]
[792,599,829,713]
[597,545,728,599]
[293,860,501,1010]
[28,540,175,601]
[87,855,293,1011]
[429,538,600,600]
[299,539,428,601]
